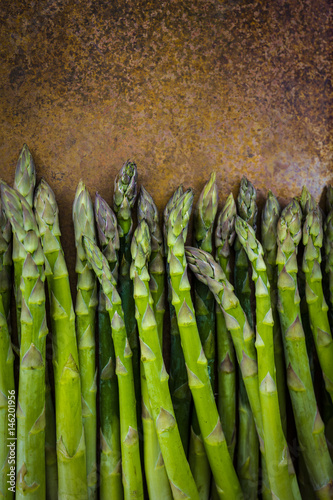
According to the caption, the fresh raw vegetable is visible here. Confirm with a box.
[164,185,191,454]
[73,181,98,499]
[94,193,123,500]
[34,179,88,499]
[2,183,47,499]
[215,193,237,458]
[167,189,243,500]
[131,220,196,499]
[277,199,333,497]
[235,215,299,499]
[234,176,260,499]
[137,188,172,499]
[83,235,144,500]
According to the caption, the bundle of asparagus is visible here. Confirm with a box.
[1,143,333,500]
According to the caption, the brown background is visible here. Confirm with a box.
[0,0,332,283]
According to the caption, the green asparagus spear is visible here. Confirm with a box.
[215,193,237,458]
[324,210,333,326]
[132,220,189,499]
[113,160,141,444]
[186,247,264,494]
[73,181,98,499]
[235,176,259,499]
[137,186,165,342]
[12,144,36,346]
[137,188,172,498]
[302,208,333,402]
[82,236,144,500]
[0,196,14,500]
[261,191,287,435]
[189,173,218,499]
[34,179,88,499]
[168,190,243,499]
[45,369,58,500]
[94,193,123,500]
[2,184,47,499]
[235,215,298,499]
[164,185,191,453]
[277,199,333,497]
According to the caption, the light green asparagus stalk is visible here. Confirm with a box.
[131,220,183,499]
[324,210,333,323]
[302,207,333,402]
[235,176,260,499]
[0,196,14,500]
[82,236,144,500]
[189,173,218,499]
[0,195,12,322]
[2,184,47,499]
[215,193,237,458]
[34,179,88,499]
[45,368,58,500]
[137,186,165,340]
[261,190,287,435]
[186,247,264,495]
[94,193,123,500]
[235,216,299,499]
[73,181,98,499]
[12,144,36,346]
[164,185,191,453]
[168,190,243,499]
[277,199,333,497]
[113,160,141,443]
[137,188,172,498]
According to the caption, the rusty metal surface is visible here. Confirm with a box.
[0,0,332,282]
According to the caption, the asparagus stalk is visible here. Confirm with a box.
[302,207,333,402]
[94,194,123,500]
[235,176,260,498]
[12,144,36,346]
[0,198,14,500]
[45,369,58,500]
[167,190,243,499]
[138,186,165,341]
[276,199,333,497]
[261,191,287,434]
[137,188,172,498]
[324,210,333,325]
[235,215,298,499]
[131,220,193,499]
[215,193,237,458]
[82,236,144,500]
[73,181,98,499]
[326,186,333,213]
[164,186,191,453]
[2,184,47,499]
[189,173,218,499]
[34,179,88,499]
[113,160,141,443]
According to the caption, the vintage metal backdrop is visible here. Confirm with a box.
[0,0,332,283]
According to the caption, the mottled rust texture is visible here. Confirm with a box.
[0,0,332,285]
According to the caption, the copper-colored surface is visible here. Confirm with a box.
[0,0,332,283]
